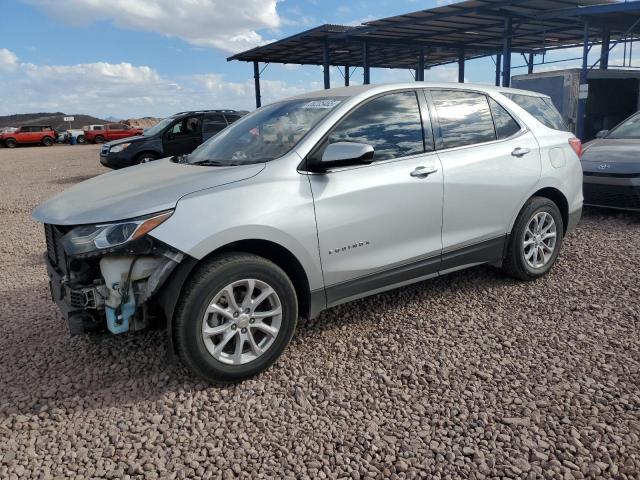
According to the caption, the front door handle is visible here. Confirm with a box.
[512,147,531,158]
[410,166,438,178]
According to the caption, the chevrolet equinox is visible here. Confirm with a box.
[33,83,583,383]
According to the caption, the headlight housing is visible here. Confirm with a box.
[62,211,173,256]
[110,143,131,153]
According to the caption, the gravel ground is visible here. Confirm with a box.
[0,144,639,480]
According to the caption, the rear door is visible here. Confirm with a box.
[163,115,203,156]
[309,90,444,305]
[426,89,541,270]
[109,124,128,140]
[27,126,42,143]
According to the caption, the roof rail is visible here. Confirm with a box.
[173,109,238,115]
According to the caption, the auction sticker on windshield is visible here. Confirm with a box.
[302,99,342,109]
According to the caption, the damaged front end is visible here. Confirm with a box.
[43,212,185,336]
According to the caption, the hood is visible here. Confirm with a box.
[105,135,146,147]
[33,158,265,225]
[582,138,640,174]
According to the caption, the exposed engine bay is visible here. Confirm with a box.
[44,223,184,335]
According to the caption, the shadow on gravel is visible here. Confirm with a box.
[583,206,640,224]
[50,174,99,185]
[0,266,512,416]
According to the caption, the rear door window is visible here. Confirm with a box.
[203,114,227,133]
[224,113,242,124]
[431,90,496,149]
[327,91,425,161]
[504,93,567,131]
[488,98,521,139]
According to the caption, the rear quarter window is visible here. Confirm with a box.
[504,93,567,131]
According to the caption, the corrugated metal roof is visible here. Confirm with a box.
[228,0,640,69]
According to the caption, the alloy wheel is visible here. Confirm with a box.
[201,279,282,365]
[523,211,557,269]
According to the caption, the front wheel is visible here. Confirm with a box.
[42,136,54,146]
[502,197,564,281]
[136,153,157,164]
[94,135,105,144]
[173,253,298,383]
[77,135,85,144]
[4,138,17,148]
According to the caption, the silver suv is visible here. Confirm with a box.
[33,83,583,383]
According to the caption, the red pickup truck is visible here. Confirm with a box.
[0,125,57,148]
[84,123,143,144]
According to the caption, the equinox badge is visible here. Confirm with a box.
[329,241,371,255]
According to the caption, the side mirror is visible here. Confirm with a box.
[316,142,374,171]
[596,130,609,139]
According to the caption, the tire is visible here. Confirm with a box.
[42,136,54,146]
[502,196,564,281]
[136,152,157,164]
[77,135,85,144]
[94,135,105,144]
[174,253,298,384]
[4,138,17,148]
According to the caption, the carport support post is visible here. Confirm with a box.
[495,53,502,86]
[577,21,590,141]
[253,61,261,109]
[600,25,611,70]
[363,41,370,85]
[417,50,425,81]
[502,16,513,87]
[528,53,534,74]
[344,65,350,86]
[323,41,331,89]
[458,48,465,83]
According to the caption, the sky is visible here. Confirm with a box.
[0,0,634,119]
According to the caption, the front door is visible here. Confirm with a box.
[163,115,203,156]
[427,89,541,269]
[308,90,444,306]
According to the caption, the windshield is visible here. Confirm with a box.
[144,117,174,137]
[186,97,345,165]
[607,113,640,139]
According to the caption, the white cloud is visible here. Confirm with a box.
[0,49,310,118]
[23,0,280,53]
[0,48,19,72]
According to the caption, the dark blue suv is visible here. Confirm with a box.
[99,110,245,169]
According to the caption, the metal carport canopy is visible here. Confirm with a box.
[228,1,625,68]
[228,0,640,108]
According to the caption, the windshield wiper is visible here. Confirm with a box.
[191,160,239,167]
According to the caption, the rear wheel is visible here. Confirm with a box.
[94,135,105,144]
[174,253,298,384]
[42,136,54,146]
[77,135,85,144]
[502,196,564,281]
[4,138,17,148]
[136,152,157,164]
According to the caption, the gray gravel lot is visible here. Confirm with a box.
[0,144,639,479]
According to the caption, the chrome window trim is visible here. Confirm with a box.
[300,150,440,175]
[432,127,530,155]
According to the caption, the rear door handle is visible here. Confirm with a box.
[512,147,531,158]
[410,166,438,178]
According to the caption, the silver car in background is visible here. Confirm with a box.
[581,111,640,211]
[33,83,583,383]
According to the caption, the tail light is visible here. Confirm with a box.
[568,138,582,159]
